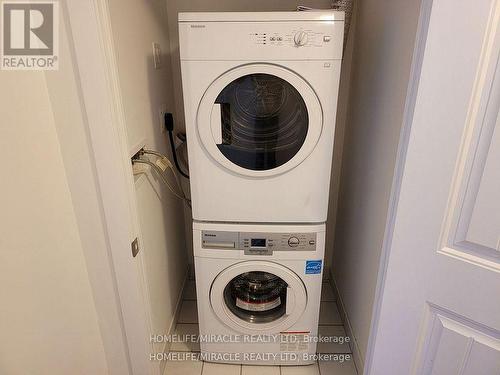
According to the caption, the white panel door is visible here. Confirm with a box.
[368,1,500,374]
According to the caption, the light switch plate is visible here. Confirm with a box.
[159,103,167,133]
[152,42,161,69]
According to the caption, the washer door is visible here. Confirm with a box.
[210,261,307,334]
[197,64,323,177]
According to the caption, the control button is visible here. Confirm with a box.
[270,36,276,41]
[293,31,308,46]
[309,240,316,245]
[277,36,283,41]
[288,237,300,247]
[323,35,331,42]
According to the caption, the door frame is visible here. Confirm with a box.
[50,1,157,374]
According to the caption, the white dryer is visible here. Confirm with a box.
[193,221,325,365]
[179,12,344,223]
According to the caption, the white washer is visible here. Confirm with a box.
[193,221,325,365]
[179,12,344,223]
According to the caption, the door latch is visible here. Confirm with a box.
[131,238,140,257]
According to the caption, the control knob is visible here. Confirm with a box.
[288,237,300,247]
[293,31,308,46]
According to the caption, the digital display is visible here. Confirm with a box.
[251,238,266,247]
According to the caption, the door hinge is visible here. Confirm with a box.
[131,238,140,257]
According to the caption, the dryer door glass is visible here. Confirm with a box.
[214,73,308,170]
[223,271,288,323]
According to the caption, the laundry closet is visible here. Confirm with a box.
[104,0,421,374]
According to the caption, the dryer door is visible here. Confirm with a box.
[197,64,323,177]
[210,261,307,334]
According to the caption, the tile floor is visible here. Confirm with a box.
[164,279,358,375]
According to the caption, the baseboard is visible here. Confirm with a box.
[159,267,189,375]
[329,268,364,374]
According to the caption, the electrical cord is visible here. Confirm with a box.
[168,129,189,179]
[132,158,182,199]
[132,158,191,206]
[142,149,164,158]
[142,149,185,199]
[164,113,189,179]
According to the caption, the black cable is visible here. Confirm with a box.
[168,130,189,179]
[165,112,189,179]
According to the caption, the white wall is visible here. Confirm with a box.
[0,73,108,375]
[107,0,188,346]
[325,2,357,271]
[331,0,422,370]
[109,0,176,156]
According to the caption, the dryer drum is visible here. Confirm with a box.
[215,73,309,171]
[223,271,288,323]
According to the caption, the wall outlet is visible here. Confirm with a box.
[152,42,161,69]
[159,104,167,133]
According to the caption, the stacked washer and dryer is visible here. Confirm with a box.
[179,11,344,365]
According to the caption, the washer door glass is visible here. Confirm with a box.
[223,271,288,323]
[210,260,307,334]
[215,73,308,171]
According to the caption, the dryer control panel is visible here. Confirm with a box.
[202,230,316,255]
[179,18,344,61]
[250,29,332,48]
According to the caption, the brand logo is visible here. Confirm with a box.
[305,260,322,275]
[1,1,59,70]
[190,24,205,28]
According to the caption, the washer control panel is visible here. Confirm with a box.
[202,230,316,255]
